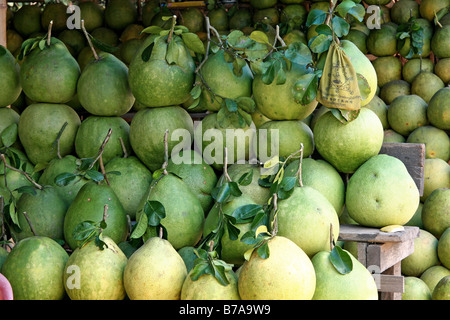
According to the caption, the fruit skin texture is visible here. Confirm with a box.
[420,265,450,293]
[422,188,450,239]
[1,236,69,300]
[18,103,81,165]
[402,277,432,300]
[63,236,128,300]
[387,94,429,137]
[77,52,135,116]
[124,236,187,300]
[128,35,195,107]
[406,126,450,162]
[427,87,450,131]
[19,38,80,104]
[402,229,439,277]
[313,108,384,174]
[346,154,420,228]
[438,228,450,269]
[0,46,21,108]
[238,236,316,300]
[181,270,241,300]
[432,276,450,300]
[312,250,379,300]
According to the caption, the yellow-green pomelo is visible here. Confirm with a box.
[422,188,450,239]
[402,229,439,277]
[129,106,194,172]
[253,8,280,26]
[124,236,187,300]
[252,63,318,121]
[79,1,104,32]
[427,87,450,130]
[387,95,428,137]
[405,202,424,229]
[313,108,384,174]
[379,80,411,105]
[63,236,127,300]
[229,8,252,30]
[420,265,450,292]
[6,30,23,56]
[312,249,378,300]
[90,27,119,47]
[342,29,368,54]
[0,46,21,108]
[390,0,420,25]
[13,5,42,37]
[364,95,389,130]
[58,30,86,57]
[41,2,67,33]
[346,154,420,227]
[238,236,316,300]
[1,236,69,300]
[255,120,314,163]
[366,24,397,57]
[438,228,450,269]
[407,126,450,162]
[402,277,432,300]
[432,276,450,300]
[181,270,240,300]
[411,72,445,103]
[104,0,137,31]
[276,186,340,258]
[119,38,144,65]
[180,7,205,33]
[384,129,406,143]
[141,0,159,27]
[309,105,330,131]
[208,7,229,31]
[74,115,131,165]
[434,58,450,85]
[421,159,450,202]
[250,0,277,9]
[18,103,81,165]
[371,56,402,88]
[285,158,345,215]
[420,0,450,21]
[280,4,307,26]
[402,58,434,83]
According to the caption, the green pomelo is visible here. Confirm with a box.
[313,108,384,174]
[406,126,450,162]
[18,103,80,165]
[77,52,135,116]
[411,72,445,103]
[422,188,450,239]
[1,236,69,300]
[104,0,137,31]
[405,202,424,229]
[402,58,434,83]
[421,159,450,202]
[215,163,272,206]
[181,270,240,300]
[141,0,160,27]
[346,154,420,227]
[280,4,308,26]
[434,58,450,85]
[253,8,280,27]
[63,182,128,250]
[250,0,277,9]
[129,106,194,172]
[383,129,406,143]
[6,30,23,56]
[427,87,450,130]
[166,149,218,213]
[12,186,67,242]
[379,80,411,105]
[20,38,80,104]
[256,120,314,163]
[208,8,229,31]
[366,24,397,57]
[119,38,144,65]
[13,5,42,37]
[128,35,195,107]
[90,27,119,47]
[438,228,450,269]
[0,107,20,149]
[432,276,450,300]
[79,1,104,32]
[74,115,131,165]
[58,30,86,57]
[180,7,205,33]
[253,62,318,120]
[420,265,450,292]
[119,24,145,42]
[229,8,252,30]
[0,247,7,271]
[41,3,67,33]
[371,56,402,88]
[312,249,378,300]
[402,229,439,277]
[390,0,420,25]
[283,30,308,46]
[63,236,127,300]
[420,0,450,21]
[277,186,340,258]
[123,236,187,300]
[341,30,368,54]
[0,46,21,108]
[402,277,432,300]
[104,156,153,220]
[364,95,389,130]
[399,37,431,59]
[238,236,316,300]
[387,94,428,137]
[137,174,205,250]
[198,50,253,112]
[285,158,345,215]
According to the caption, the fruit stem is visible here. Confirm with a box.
[161,129,169,175]
[22,211,38,236]
[47,20,53,46]
[195,16,211,73]
[80,19,99,61]
[295,143,304,188]
[271,193,278,236]
[0,154,43,190]
[99,154,109,186]
[0,196,7,248]
[119,137,129,158]
[209,240,214,252]
[159,226,163,239]
[89,128,112,172]
[329,223,335,251]
[223,147,231,182]
[167,15,178,43]
[54,121,68,160]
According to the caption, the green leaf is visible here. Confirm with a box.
[38,39,47,51]
[72,221,98,241]
[256,241,270,259]
[347,4,366,22]
[279,176,296,192]
[1,123,18,148]
[94,235,108,250]
[357,73,371,101]
[238,170,253,186]
[89,35,118,54]
[226,220,240,241]
[141,25,164,34]
[330,108,348,124]
[230,204,264,223]
[229,181,242,197]
[144,200,166,226]
[235,97,256,114]
[54,172,77,187]
[130,213,148,239]
[213,264,231,286]
[308,34,332,54]
[331,16,350,38]
[141,42,155,62]
[249,31,270,45]
[78,158,95,171]
[86,169,104,182]
[306,9,328,27]
[336,0,357,18]
[340,109,361,123]
[215,182,231,204]
[190,85,202,100]
[8,204,20,229]
[292,73,318,105]
[329,245,353,274]
[16,186,37,196]
[181,32,205,54]
[225,98,238,113]
[284,42,313,67]
[166,39,183,66]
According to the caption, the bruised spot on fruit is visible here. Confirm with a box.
[87,198,91,202]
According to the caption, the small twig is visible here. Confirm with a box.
[99,154,109,186]
[271,193,278,236]
[0,154,43,190]
[223,147,232,182]
[81,19,99,60]
[295,143,304,187]
[209,240,214,252]
[103,204,109,223]
[55,122,68,160]
[47,20,53,46]
[23,212,37,236]
[195,16,212,73]
[330,223,335,251]
[162,129,169,175]
[167,15,178,43]
[88,128,112,171]
[119,137,128,158]
[159,226,163,239]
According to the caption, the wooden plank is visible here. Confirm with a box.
[357,242,368,266]
[366,240,415,273]
[338,224,420,243]
[380,263,404,300]
[378,274,404,294]
[379,142,425,196]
